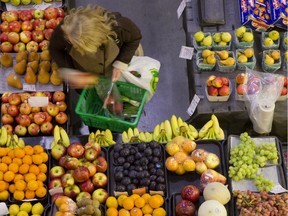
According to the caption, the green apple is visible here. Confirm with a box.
[11,0,21,6]
[194,31,205,42]
[268,30,279,41]
[21,0,31,4]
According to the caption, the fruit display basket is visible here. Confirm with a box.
[192,32,213,51]
[234,28,254,49]
[262,50,281,73]
[235,48,256,70]
[75,81,148,132]
[212,32,232,51]
[261,32,280,50]
[216,51,236,73]
[205,80,232,102]
[196,51,216,71]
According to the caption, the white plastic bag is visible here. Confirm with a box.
[121,56,161,101]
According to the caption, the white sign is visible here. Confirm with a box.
[0,203,8,216]
[179,46,194,60]
[23,83,36,92]
[28,96,49,107]
[49,187,64,196]
[177,0,187,19]
[187,94,200,116]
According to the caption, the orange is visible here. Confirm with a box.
[35,186,47,198]
[106,196,118,208]
[144,214,152,216]
[182,140,197,153]
[123,197,134,210]
[141,194,151,204]
[0,147,8,157]
[0,171,3,181]
[33,145,44,154]
[165,141,181,156]
[141,204,153,214]
[32,154,43,165]
[14,148,25,158]
[29,164,40,175]
[19,163,29,174]
[1,156,11,165]
[165,157,179,171]
[106,207,118,216]
[175,164,186,175]
[22,155,32,165]
[0,180,8,192]
[55,196,69,208]
[7,150,15,159]
[3,170,15,182]
[8,163,19,173]
[27,180,38,191]
[59,203,70,212]
[39,152,48,163]
[0,163,8,172]
[23,145,34,155]
[38,164,47,173]
[25,190,35,199]
[37,172,47,182]
[15,179,26,191]
[130,207,143,216]
[130,194,140,201]
[119,209,131,216]
[12,158,22,166]
[134,197,145,208]
[37,180,44,187]
[0,190,9,201]
[152,208,166,216]
[13,190,25,201]
[183,158,196,172]
[13,174,24,182]
[148,195,164,209]
[8,184,16,193]
[118,194,128,207]
[174,151,187,164]
[24,173,36,182]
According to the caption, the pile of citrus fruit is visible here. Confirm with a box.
[165,136,197,175]
[8,202,45,216]
[0,145,48,201]
[106,193,166,216]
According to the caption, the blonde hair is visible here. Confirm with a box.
[62,5,117,55]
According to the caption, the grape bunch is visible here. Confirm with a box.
[255,142,278,165]
[233,190,288,216]
[254,174,274,192]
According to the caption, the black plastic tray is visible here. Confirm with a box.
[167,140,227,196]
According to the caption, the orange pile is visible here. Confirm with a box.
[0,145,48,201]
[106,193,166,216]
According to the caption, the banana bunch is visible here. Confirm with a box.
[6,134,25,149]
[198,114,225,140]
[122,128,153,143]
[88,129,115,147]
[153,120,172,143]
[171,115,198,140]
[51,125,70,148]
[0,126,8,146]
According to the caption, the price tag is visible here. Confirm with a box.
[177,0,186,19]
[23,83,36,92]
[187,94,200,116]
[179,46,194,60]
[0,203,9,216]
[49,187,64,196]
[28,96,49,107]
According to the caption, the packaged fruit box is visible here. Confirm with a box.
[234,26,254,49]
[212,32,232,51]
[196,50,216,71]
[193,31,213,51]
[216,50,236,73]
[262,49,281,72]
[236,48,256,71]
[261,31,280,50]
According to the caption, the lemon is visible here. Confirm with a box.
[17,211,29,216]
[106,196,118,208]
[9,204,20,215]
[31,203,44,215]
[20,202,32,213]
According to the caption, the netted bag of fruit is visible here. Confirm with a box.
[54,196,77,215]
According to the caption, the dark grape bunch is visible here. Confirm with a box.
[233,190,288,216]
[112,141,166,194]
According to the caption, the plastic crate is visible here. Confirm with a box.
[75,81,148,132]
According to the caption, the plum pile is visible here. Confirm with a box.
[112,141,166,194]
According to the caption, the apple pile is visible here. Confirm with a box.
[1,91,68,136]
[0,7,65,52]
[235,73,248,96]
[206,75,231,97]
[280,76,287,97]
[49,141,109,204]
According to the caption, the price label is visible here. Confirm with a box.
[28,96,49,107]
[187,94,200,116]
[179,46,194,60]
[177,0,187,19]
[0,203,9,216]
[23,83,36,92]
[49,187,64,196]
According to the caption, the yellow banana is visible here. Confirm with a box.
[139,132,147,142]
[13,134,19,144]
[211,114,220,136]
[104,129,113,141]
[171,115,180,137]
[122,131,130,143]
[0,126,8,146]
[133,128,139,137]
[17,138,25,148]
[198,120,214,138]
[186,131,195,140]
[88,132,95,142]
[104,137,116,145]
[164,120,172,142]
[51,140,56,149]
[95,130,101,136]
[177,117,184,127]
[153,124,160,141]
[101,131,105,135]
[53,125,61,144]
[6,134,12,148]
[60,127,70,147]
[188,124,199,139]
[144,132,153,142]
[217,128,225,140]
[127,128,134,140]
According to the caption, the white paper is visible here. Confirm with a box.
[179,46,194,60]
[270,183,288,194]
[49,187,64,196]
[187,94,200,116]
[28,96,49,107]
[177,0,186,19]
[0,203,8,216]
[23,83,36,92]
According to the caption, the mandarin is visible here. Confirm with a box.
[141,204,153,214]
[32,155,43,165]
[13,174,24,182]
[148,195,164,209]
[25,190,35,199]
[22,155,32,165]
[8,184,16,193]
[12,158,22,166]
[106,196,118,208]
[23,146,34,155]
[7,150,15,159]
[39,152,48,163]
[1,156,11,165]
[24,173,36,182]
[37,180,44,187]
[15,179,26,191]
[141,194,151,204]
[36,173,47,182]
[33,145,44,154]
[119,209,131,216]
[106,207,118,216]
[29,164,40,175]
[4,170,15,182]
[0,171,3,181]
[0,163,8,172]
[14,148,25,158]
[130,207,143,216]
[0,190,9,201]
[35,186,47,198]
[123,197,134,210]
[118,194,128,207]
[38,164,47,173]
[152,208,166,216]
[0,147,8,157]
[8,163,19,173]
[19,163,29,174]
[0,180,9,192]
[13,190,25,200]
[134,197,145,208]
[27,180,38,191]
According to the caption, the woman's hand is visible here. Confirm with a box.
[112,67,122,82]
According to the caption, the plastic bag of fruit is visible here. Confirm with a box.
[243,68,284,134]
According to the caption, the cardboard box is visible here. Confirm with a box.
[268,0,288,30]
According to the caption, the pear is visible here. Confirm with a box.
[27,61,39,73]
[6,73,22,89]
[206,54,216,65]
[268,30,279,41]
[235,26,246,38]
[263,37,273,47]
[39,61,51,72]
[243,48,254,58]
[51,62,59,71]
[271,50,280,60]
[221,32,232,43]
[216,50,229,60]
[220,57,235,66]
[40,50,51,61]
[213,33,221,43]
[265,54,275,65]
[37,69,50,84]
[50,69,63,86]
[202,49,214,58]
[1,53,13,67]
[242,32,254,42]
[238,55,248,63]
[14,60,27,75]
[194,31,205,42]
[11,0,21,6]
[21,0,32,5]
[28,52,39,62]
[16,51,28,63]
[202,35,213,46]
[218,41,227,46]
[24,67,37,84]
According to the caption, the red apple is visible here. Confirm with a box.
[73,166,90,183]
[59,155,69,167]
[8,21,21,33]
[79,179,94,193]
[76,192,91,202]
[0,42,13,52]
[55,112,68,125]
[191,149,208,162]
[43,91,53,101]
[27,123,40,136]
[13,42,26,52]
[39,39,49,51]
[61,173,75,187]
[32,30,44,43]
[3,124,13,134]
[181,185,200,202]
[1,11,7,21]
[235,73,247,85]
[18,114,31,127]
[31,106,41,113]
[0,21,9,32]
[7,104,19,117]
[21,20,33,31]
[20,31,32,43]
[33,19,46,31]
[33,9,44,19]
[91,172,108,188]
[7,32,20,45]
[92,188,108,204]
[56,17,63,25]
[218,85,230,96]
[44,7,57,20]
[46,103,60,117]
[51,144,67,160]
[0,32,9,42]
[67,142,85,158]
[281,87,287,96]
[84,148,99,161]
[43,28,53,40]
[207,86,218,96]
[19,102,31,115]
[5,11,18,22]
[175,199,196,216]
[284,77,287,87]
[236,84,248,95]
[64,185,80,199]
[2,92,12,103]
[204,153,220,169]
[20,92,30,102]
[50,166,65,179]
[206,75,216,87]
[14,125,27,136]
[42,111,52,122]
[82,162,97,177]
[48,178,62,189]
[45,18,58,29]
[1,103,9,114]
[8,93,21,105]
[84,141,101,155]
[33,112,46,125]
[26,41,39,52]
[212,77,223,88]
[64,157,79,170]
[51,193,65,203]
[220,77,229,86]
[56,7,65,18]
[56,101,67,112]
[53,91,66,102]
[40,121,54,135]
[93,156,108,173]
[19,10,33,21]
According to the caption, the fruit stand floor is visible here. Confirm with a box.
[67,0,191,135]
